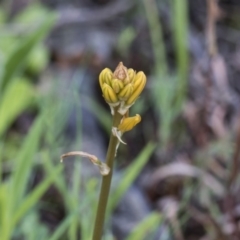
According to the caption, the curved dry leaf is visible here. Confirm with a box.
[61,151,110,176]
[150,162,225,197]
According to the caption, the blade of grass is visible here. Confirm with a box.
[108,142,156,213]
[41,150,71,207]
[0,79,35,137]
[0,142,3,185]
[0,183,12,240]
[142,0,168,75]
[49,213,77,240]
[171,0,189,106]
[11,115,44,208]
[0,14,56,90]
[126,211,162,240]
[13,165,62,226]
[68,162,82,240]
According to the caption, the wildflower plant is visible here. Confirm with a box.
[61,62,146,239]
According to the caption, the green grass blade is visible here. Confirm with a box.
[41,151,70,203]
[68,162,82,240]
[108,142,156,213]
[13,165,62,226]
[0,183,12,240]
[126,212,162,240]
[0,14,56,90]
[143,0,168,75]
[49,213,76,240]
[0,79,35,137]
[11,115,44,207]
[171,0,189,103]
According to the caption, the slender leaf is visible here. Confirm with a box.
[109,142,156,212]
[0,183,12,240]
[49,213,76,240]
[11,115,43,207]
[0,78,35,137]
[126,212,162,240]
[13,165,62,226]
[0,14,56,89]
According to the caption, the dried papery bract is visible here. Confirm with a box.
[113,62,128,80]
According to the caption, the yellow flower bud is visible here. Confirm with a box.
[125,71,146,105]
[118,114,141,132]
[127,68,136,83]
[111,79,124,93]
[118,83,133,101]
[99,68,113,89]
[102,83,119,103]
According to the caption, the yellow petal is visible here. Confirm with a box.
[99,68,113,89]
[118,114,141,132]
[111,78,124,93]
[126,72,146,105]
[118,83,133,101]
[102,83,119,103]
[127,68,136,83]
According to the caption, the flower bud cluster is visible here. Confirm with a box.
[99,62,146,115]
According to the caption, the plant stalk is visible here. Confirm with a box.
[92,111,122,240]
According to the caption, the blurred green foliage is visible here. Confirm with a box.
[143,0,189,146]
[0,3,56,138]
[0,0,192,239]
[0,5,158,235]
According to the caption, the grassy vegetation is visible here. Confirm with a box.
[1,0,238,239]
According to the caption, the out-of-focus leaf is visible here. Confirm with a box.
[151,75,181,145]
[11,115,43,208]
[143,0,168,75]
[14,3,51,24]
[171,0,189,99]
[0,183,12,240]
[0,36,17,57]
[0,78,35,137]
[13,165,62,226]
[126,212,162,240]
[20,212,49,240]
[27,44,48,75]
[0,8,6,24]
[117,27,136,56]
[0,14,56,89]
[86,96,111,133]
[108,142,156,213]
[49,213,76,240]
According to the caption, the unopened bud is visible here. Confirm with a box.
[127,68,136,83]
[99,68,113,89]
[118,114,141,132]
[118,83,133,101]
[111,79,124,93]
[102,83,119,103]
[125,71,146,105]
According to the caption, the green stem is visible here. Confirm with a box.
[92,111,122,240]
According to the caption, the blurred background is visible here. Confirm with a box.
[1,0,240,239]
